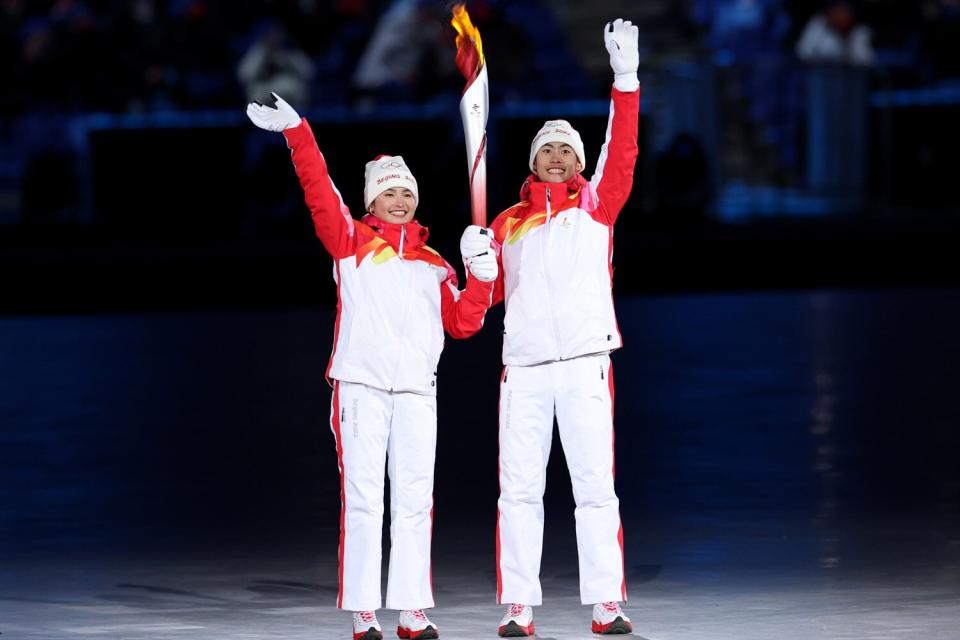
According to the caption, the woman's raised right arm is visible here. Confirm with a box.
[248,94,356,259]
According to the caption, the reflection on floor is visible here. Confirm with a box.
[2,289,959,638]
[3,512,959,639]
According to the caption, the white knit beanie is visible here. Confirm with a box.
[363,155,419,209]
[528,120,586,173]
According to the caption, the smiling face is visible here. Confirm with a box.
[533,142,583,183]
[369,187,417,223]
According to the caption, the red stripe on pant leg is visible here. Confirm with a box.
[608,360,626,600]
[496,499,503,604]
[495,366,506,604]
[618,522,626,600]
[429,503,435,600]
[608,360,616,479]
[331,381,347,609]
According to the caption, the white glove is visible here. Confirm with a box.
[460,225,498,282]
[246,92,302,132]
[604,19,639,92]
[467,250,498,282]
[460,225,492,258]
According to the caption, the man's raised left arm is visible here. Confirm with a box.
[589,19,640,225]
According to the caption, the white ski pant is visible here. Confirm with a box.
[496,353,626,606]
[330,380,436,611]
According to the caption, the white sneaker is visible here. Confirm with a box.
[591,602,632,634]
[397,609,438,639]
[498,603,535,637]
[352,610,382,640]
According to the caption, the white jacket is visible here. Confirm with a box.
[490,87,639,366]
[283,120,494,395]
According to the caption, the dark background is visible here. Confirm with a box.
[2,0,959,564]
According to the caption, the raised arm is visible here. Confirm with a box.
[589,19,640,225]
[247,94,356,259]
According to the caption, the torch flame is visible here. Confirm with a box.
[451,2,489,226]
[451,3,484,68]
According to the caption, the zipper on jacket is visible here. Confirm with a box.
[388,226,416,391]
[540,186,564,360]
[545,188,553,254]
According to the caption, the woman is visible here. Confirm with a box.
[247,93,497,640]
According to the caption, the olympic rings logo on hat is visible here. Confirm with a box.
[379,160,405,169]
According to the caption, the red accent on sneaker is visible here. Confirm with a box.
[397,626,436,639]
[591,618,633,634]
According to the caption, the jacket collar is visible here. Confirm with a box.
[520,173,586,210]
[361,214,429,255]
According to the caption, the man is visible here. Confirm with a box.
[460,18,639,637]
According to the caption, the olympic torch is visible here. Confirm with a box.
[451,3,489,227]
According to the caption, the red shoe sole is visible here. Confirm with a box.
[591,617,632,634]
[397,625,438,639]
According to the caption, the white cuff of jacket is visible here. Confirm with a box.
[614,72,640,93]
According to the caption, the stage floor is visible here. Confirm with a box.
[3,289,960,638]
[3,511,959,639]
